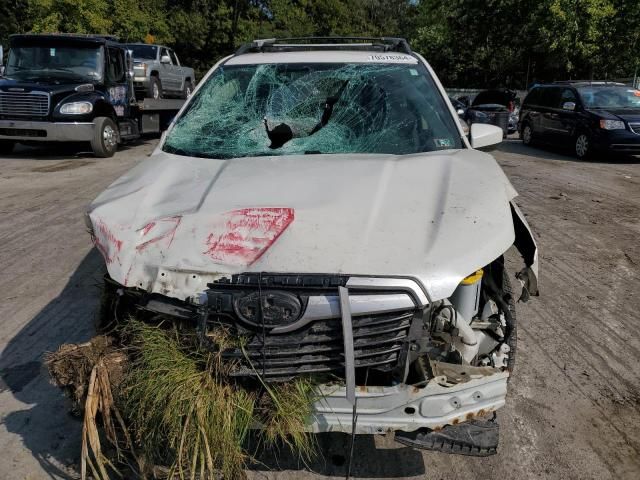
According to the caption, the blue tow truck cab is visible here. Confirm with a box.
[0,34,184,157]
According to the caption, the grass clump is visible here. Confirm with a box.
[120,319,318,479]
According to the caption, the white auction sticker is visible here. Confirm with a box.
[367,54,417,63]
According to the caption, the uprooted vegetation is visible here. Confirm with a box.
[46,319,319,479]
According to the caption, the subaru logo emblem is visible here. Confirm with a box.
[234,291,303,328]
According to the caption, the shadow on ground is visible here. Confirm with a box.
[250,433,426,478]
[0,249,104,479]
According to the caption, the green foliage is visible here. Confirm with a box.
[1,0,638,88]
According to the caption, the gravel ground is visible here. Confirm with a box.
[0,139,638,479]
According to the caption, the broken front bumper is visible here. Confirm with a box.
[311,369,508,434]
[0,119,95,142]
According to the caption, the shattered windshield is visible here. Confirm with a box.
[163,63,463,159]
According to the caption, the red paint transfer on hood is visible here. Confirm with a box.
[203,208,294,266]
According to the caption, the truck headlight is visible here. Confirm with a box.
[60,101,93,115]
[599,119,625,130]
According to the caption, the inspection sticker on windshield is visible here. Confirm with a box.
[367,54,417,63]
[435,138,454,148]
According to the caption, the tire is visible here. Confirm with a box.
[521,123,534,146]
[91,117,119,158]
[149,76,162,100]
[183,80,195,99]
[575,132,592,160]
[0,140,15,155]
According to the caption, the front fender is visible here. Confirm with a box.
[510,200,539,301]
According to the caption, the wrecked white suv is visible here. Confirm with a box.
[87,38,538,456]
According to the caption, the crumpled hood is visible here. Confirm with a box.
[87,148,519,301]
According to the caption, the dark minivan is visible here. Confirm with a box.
[519,81,640,159]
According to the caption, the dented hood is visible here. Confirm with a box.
[87,148,520,301]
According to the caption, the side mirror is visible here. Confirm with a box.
[562,101,576,111]
[456,108,465,117]
[470,123,503,149]
[160,55,171,64]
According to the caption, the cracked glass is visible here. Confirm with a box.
[163,62,463,159]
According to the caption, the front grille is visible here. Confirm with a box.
[0,91,50,118]
[214,307,416,380]
[628,123,640,135]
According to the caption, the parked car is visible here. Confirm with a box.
[0,34,185,157]
[468,89,518,135]
[126,43,195,100]
[88,37,538,457]
[519,81,640,159]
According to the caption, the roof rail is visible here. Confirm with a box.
[235,37,413,55]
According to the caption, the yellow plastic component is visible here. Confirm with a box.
[461,269,484,285]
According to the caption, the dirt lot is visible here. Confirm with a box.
[0,139,639,479]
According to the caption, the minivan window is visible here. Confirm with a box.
[560,88,577,105]
[163,63,463,159]
[524,88,541,106]
[578,85,640,109]
[539,87,560,108]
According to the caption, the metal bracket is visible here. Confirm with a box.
[339,286,356,406]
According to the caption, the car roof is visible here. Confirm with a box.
[227,37,417,65]
[10,33,120,47]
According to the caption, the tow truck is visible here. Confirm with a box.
[0,34,184,157]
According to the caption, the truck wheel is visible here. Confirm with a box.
[149,77,162,100]
[91,117,118,158]
[0,140,15,155]
[183,80,195,98]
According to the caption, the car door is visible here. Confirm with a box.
[538,87,562,141]
[105,46,132,119]
[159,47,177,91]
[169,50,184,91]
[549,88,580,142]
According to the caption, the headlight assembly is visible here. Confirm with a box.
[60,101,93,115]
[599,119,625,130]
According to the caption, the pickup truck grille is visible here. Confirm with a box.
[215,308,416,381]
[0,91,50,118]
